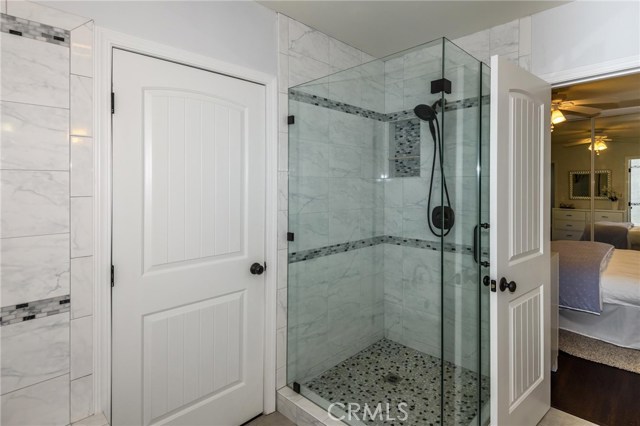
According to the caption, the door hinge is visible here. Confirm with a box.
[111,92,115,114]
[111,265,115,287]
[287,232,295,242]
[480,223,490,229]
[287,115,295,125]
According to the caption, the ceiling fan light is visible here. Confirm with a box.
[588,140,608,153]
[551,108,566,124]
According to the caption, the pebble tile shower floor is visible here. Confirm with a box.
[304,339,489,426]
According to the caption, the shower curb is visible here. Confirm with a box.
[277,387,352,426]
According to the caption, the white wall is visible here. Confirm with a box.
[39,0,278,75]
[531,0,640,82]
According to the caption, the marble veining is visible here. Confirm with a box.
[0,101,69,171]
[1,13,69,46]
[70,197,93,258]
[0,234,70,308]
[1,313,70,394]
[0,170,70,238]
[70,316,92,380]
[1,374,70,426]
[1,32,69,108]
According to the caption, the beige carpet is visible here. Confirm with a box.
[559,329,640,374]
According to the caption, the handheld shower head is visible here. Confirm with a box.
[413,104,437,122]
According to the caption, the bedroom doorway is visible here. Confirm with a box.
[549,71,640,426]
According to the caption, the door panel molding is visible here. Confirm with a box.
[94,27,278,422]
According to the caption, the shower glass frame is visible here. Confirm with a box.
[286,37,490,426]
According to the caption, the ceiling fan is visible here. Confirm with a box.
[551,93,621,121]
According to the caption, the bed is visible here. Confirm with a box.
[552,241,640,349]
[581,221,640,250]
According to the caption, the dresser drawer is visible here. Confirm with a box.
[554,210,585,221]
[553,230,583,241]
[555,220,585,232]
[593,211,624,222]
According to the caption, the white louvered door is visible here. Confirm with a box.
[490,56,551,425]
[112,49,266,426]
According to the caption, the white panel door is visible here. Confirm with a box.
[490,56,551,425]
[112,49,266,426]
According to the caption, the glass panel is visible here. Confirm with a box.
[440,38,484,425]
[592,113,640,242]
[479,61,491,425]
[287,36,488,425]
[551,117,595,240]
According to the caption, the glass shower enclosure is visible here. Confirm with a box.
[287,38,490,425]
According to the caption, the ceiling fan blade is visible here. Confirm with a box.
[563,140,591,147]
[572,97,619,105]
[564,105,602,115]
[559,108,599,118]
[573,102,619,109]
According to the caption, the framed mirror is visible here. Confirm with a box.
[569,170,611,200]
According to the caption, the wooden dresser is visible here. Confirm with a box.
[552,208,627,241]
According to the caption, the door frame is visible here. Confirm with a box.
[93,27,279,422]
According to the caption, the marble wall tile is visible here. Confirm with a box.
[0,170,69,238]
[278,210,288,250]
[1,374,69,426]
[279,93,289,133]
[276,289,288,330]
[1,313,69,394]
[278,171,288,212]
[0,102,69,171]
[278,132,288,171]
[70,315,92,380]
[7,0,88,30]
[277,249,288,290]
[289,139,330,177]
[328,209,361,245]
[70,75,93,137]
[329,39,362,70]
[70,137,93,197]
[278,53,289,94]
[288,19,329,64]
[490,19,519,56]
[71,23,93,78]
[451,30,491,65]
[289,212,329,251]
[288,51,331,89]
[289,176,329,215]
[70,197,93,258]
[70,374,92,423]
[1,233,70,307]
[278,14,289,54]
[1,34,69,108]
[70,256,92,319]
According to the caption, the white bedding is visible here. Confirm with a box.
[601,249,640,307]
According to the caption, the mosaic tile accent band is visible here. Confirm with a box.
[289,89,490,123]
[1,295,71,326]
[289,235,489,263]
[1,13,70,47]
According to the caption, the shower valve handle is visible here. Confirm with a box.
[499,277,517,293]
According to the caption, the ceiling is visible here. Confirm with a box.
[258,0,567,58]
[552,73,640,147]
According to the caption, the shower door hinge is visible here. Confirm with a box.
[287,232,295,242]
[111,92,115,114]
[293,382,301,393]
[430,78,452,94]
[111,265,115,287]
[480,223,490,229]
[287,115,295,125]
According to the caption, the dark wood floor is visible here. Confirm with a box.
[551,351,640,426]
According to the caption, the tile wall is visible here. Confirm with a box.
[0,2,95,424]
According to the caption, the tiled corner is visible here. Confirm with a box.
[70,75,93,137]
[71,374,93,423]
[70,197,93,258]
[70,256,93,319]
[71,22,93,77]
[71,136,94,196]
[70,315,93,380]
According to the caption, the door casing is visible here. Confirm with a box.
[93,27,279,422]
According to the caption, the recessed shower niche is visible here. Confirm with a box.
[287,37,491,425]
